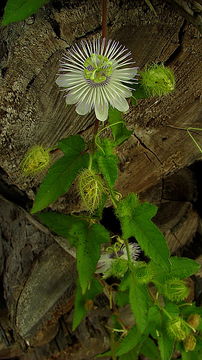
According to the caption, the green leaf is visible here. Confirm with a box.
[158,329,175,360]
[38,212,109,294]
[131,83,149,102]
[129,275,151,333]
[115,326,143,356]
[147,305,162,337]
[181,303,202,317]
[37,212,86,245]
[169,257,200,279]
[1,0,50,25]
[108,107,132,146]
[119,348,139,360]
[73,279,102,330]
[76,223,109,294]
[181,352,199,360]
[116,193,170,271]
[31,151,89,213]
[115,290,129,307]
[140,337,161,360]
[96,350,112,358]
[58,135,85,155]
[95,138,119,187]
[97,154,118,187]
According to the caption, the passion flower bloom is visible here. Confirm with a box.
[96,242,140,278]
[56,38,138,121]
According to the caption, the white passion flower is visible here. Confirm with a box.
[56,38,138,121]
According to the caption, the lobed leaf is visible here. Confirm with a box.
[76,223,110,294]
[37,212,86,245]
[169,256,200,279]
[38,212,109,294]
[116,193,170,271]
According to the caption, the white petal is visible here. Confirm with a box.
[113,68,138,79]
[65,93,77,105]
[110,96,129,112]
[76,101,92,115]
[95,100,109,121]
[55,75,70,87]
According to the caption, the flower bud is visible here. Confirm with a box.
[140,64,175,97]
[20,145,50,176]
[163,278,190,302]
[187,314,201,329]
[184,334,196,352]
[78,168,107,212]
[134,263,153,284]
[167,317,188,341]
[103,258,128,279]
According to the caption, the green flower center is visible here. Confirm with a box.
[84,54,113,84]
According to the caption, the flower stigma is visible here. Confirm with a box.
[84,54,113,85]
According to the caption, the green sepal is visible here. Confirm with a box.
[31,136,89,213]
[1,0,50,25]
[72,278,102,330]
[108,107,132,146]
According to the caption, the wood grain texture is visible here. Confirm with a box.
[0,1,202,358]
[0,0,201,202]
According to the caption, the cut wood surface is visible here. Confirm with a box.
[0,0,202,359]
[0,0,201,201]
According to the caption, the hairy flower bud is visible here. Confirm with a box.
[78,168,107,212]
[184,334,196,352]
[163,278,190,302]
[167,317,189,341]
[104,258,129,279]
[134,262,153,284]
[20,145,50,176]
[187,314,201,329]
[140,64,175,97]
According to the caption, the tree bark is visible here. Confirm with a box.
[0,0,202,359]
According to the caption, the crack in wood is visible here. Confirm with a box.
[165,19,187,65]
[133,133,163,165]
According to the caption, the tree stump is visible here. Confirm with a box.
[0,0,202,359]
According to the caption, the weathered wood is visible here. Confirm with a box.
[0,0,202,359]
[169,0,202,33]
[0,0,201,206]
[0,196,76,358]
